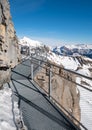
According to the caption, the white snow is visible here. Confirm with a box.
[77,67,92,90]
[76,66,92,130]
[47,52,79,70]
[59,44,92,50]
[19,37,42,47]
[0,84,16,130]
[0,84,27,130]
[77,78,92,130]
[47,52,62,65]
[59,56,78,70]
[52,44,92,57]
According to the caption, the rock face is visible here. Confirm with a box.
[34,62,80,125]
[0,0,21,87]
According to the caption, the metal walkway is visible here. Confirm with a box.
[10,59,80,130]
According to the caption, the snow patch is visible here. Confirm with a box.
[19,37,42,47]
[0,84,27,130]
[47,52,79,70]
[0,85,16,130]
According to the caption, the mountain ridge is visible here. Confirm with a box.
[19,36,92,58]
[19,36,42,47]
[52,44,92,58]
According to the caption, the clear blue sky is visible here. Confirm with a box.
[9,0,92,45]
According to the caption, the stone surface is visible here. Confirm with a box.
[0,0,21,87]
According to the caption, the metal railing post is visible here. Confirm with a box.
[38,60,40,71]
[46,52,47,61]
[31,63,33,80]
[49,67,52,98]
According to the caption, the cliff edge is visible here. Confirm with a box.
[0,0,21,87]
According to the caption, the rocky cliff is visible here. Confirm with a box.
[0,0,21,87]
[34,62,80,125]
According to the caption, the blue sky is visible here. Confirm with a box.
[9,0,92,45]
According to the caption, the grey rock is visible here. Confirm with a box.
[0,0,21,87]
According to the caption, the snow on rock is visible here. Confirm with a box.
[77,67,91,76]
[0,85,16,130]
[0,84,27,130]
[13,102,27,130]
[77,66,92,90]
[64,44,92,50]
[77,78,92,130]
[47,52,62,65]
[59,56,79,70]
[52,44,92,58]
[19,37,42,47]
[47,52,79,70]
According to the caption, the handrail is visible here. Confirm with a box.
[28,57,92,92]
[31,56,92,80]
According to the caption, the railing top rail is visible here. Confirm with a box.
[20,57,92,92]
[31,56,92,80]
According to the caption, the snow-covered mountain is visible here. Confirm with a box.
[19,36,92,80]
[19,37,92,76]
[19,36,50,56]
[19,37,42,47]
[53,44,92,58]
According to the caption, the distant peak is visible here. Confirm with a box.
[19,36,42,47]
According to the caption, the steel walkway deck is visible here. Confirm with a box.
[10,59,80,130]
